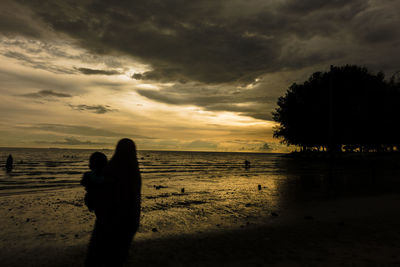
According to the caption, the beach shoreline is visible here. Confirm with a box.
[1,188,399,266]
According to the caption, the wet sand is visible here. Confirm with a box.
[2,152,400,266]
[1,188,400,266]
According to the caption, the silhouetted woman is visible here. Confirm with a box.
[103,138,142,266]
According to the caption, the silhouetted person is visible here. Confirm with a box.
[6,154,13,173]
[86,138,141,267]
[244,160,251,169]
[83,152,108,267]
[81,152,108,213]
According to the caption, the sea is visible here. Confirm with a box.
[0,147,283,196]
[1,147,399,235]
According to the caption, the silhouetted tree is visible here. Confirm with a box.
[273,65,400,152]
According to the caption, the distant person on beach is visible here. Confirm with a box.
[6,154,13,173]
[81,152,108,213]
[85,139,142,267]
[244,160,251,169]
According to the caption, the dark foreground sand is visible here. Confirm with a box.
[1,193,400,267]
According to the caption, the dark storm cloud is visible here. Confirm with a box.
[350,4,400,44]
[19,90,72,98]
[76,67,121,75]
[0,0,45,38]
[69,104,116,114]
[16,0,398,84]
[279,0,357,14]
[8,0,400,121]
[9,1,400,80]
[0,13,40,38]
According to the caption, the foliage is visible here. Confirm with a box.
[273,65,400,152]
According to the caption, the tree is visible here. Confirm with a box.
[273,65,399,152]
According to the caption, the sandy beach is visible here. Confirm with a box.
[2,150,400,266]
[1,186,400,267]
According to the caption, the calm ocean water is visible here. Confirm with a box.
[2,147,399,235]
[0,148,400,212]
[0,148,283,195]
[0,147,291,235]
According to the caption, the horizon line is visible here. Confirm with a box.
[0,146,285,154]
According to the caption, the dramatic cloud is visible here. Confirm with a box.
[69,104,116,114]
[13,0,400,85]
[76,67,121,75]
[19,90,72,98]
[0,0,47,38]
[1,0,399,150]
[3,0,396,124]
[137,82,280,120]
[2,51,75,74]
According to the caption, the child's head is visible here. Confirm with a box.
[89,152,108,172]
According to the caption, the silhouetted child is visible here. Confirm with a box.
[81,152,108,213]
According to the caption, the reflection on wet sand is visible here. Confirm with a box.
[274,154,400,206]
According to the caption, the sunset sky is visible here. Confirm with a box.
[0,0,399,151]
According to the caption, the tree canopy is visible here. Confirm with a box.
[273,65,400,152]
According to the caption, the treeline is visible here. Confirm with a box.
[273,65,400,153]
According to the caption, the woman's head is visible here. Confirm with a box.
[108,138,139,185]
[111,138,137,164]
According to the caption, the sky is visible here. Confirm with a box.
[0,0,399,152]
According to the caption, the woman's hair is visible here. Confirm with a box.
[112,138,137,161]
[108,138,140,180]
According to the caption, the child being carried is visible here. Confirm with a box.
[81,152,108,213]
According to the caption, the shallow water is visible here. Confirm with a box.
[0,148,287,235]
[0,148,281,194]
[1,148,400,235]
